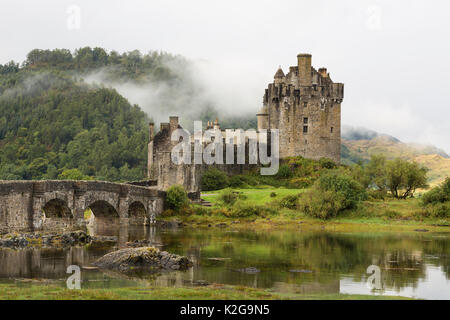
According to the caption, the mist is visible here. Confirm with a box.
[83,58,264,130]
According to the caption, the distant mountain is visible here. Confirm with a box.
[341,125,450,186]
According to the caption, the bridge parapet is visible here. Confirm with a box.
[0,180,165,232]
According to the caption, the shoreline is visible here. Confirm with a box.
[0,282,415,300]
[160,215,450,233]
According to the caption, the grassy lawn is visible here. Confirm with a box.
[0,283,414,300]
[169,186,450,232]
[202,187,304,206]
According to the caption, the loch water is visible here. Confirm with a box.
[0,223,449,299]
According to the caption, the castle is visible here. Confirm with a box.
[147,54,343,193]
[257,54,343,161]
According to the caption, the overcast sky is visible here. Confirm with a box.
[1,0,449,152]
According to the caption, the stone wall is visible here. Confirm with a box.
[0,180,165,232]
[258,53,343,163]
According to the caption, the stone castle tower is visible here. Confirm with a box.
[257,53,343,163]
[147,53,344,192]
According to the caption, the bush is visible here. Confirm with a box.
[161,209,176,217]
[165,185,189,212]
[427,202,450,218]
[367,189,388,200]
[317,172,367,209]
[219,189,239,206]
[201,168,229,191]
[279,194,299,209]
[422,177,450,205]
[229,175,245,188]
[298,189,346,219]
[319,158,337,169]
[270,192,277,198]
[383,210,401,220]
[228,201,276,218]
[288,177,314,189]
[277,164,292,178]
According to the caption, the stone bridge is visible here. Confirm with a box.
[0,180,166,232]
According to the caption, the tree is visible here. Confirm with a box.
[58,168,92,180]
[201,168,229,191]
[165,185,189,212]
[366,154,387,191]
[386,159,428,199]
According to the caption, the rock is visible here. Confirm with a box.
[0,230,92,249]
[414,229,429,232]
[207,257,231,262]
[215,223,227,228]
[289,269,313,273]
[93,247,192,273]
[235,267,260,274]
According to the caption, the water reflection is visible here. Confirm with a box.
[0,223,448,299]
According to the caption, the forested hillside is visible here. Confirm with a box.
[0,48,181,181]
[0,47,256,182]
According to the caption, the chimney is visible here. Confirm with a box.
[149,122,154,142]
[169,116,179,132]
[297,53,312,87]
[318,68,328,78]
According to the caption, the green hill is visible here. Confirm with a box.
[341,127,449,186]
[0,48,182,181]
[0,47,256,181]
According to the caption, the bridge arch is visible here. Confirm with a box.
[86,200,120,218]
[43,199,73,218]
[41,198,73,230]
[128,201,147,225]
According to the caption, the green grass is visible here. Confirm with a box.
[202,187,304,206]
[0,283,414,300]
[177,187,450,233]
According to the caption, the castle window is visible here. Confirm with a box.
[303,126,308,134]
[330,127,334,133]
[303,117,308,124]
[305,139,308,144]
[303,102,307,108]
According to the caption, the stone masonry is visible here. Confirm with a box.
[0,180,165,232]
[257,54,343,162]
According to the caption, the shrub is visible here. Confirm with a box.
[229,201,276,218]
[229,175,245,188]
[298,189,346,219]
[201,168,229,191]
[367,189,388,200]
[219,189,239,205]
[277,164,292,178]
[270,192,277,198]
[193,206,211,216]
[383,210,401,220]
[428,202,450,218]
[165,185,189,212]
[288,177,314,189]
[317,172,367,209]
[58,168,92,180]
[279,194,299,209]
[161,209,176,217]
[422,177,450,205]
[210,207,231,217]
[319,157,337,169]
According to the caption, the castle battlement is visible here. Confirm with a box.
[257,53,343,162]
